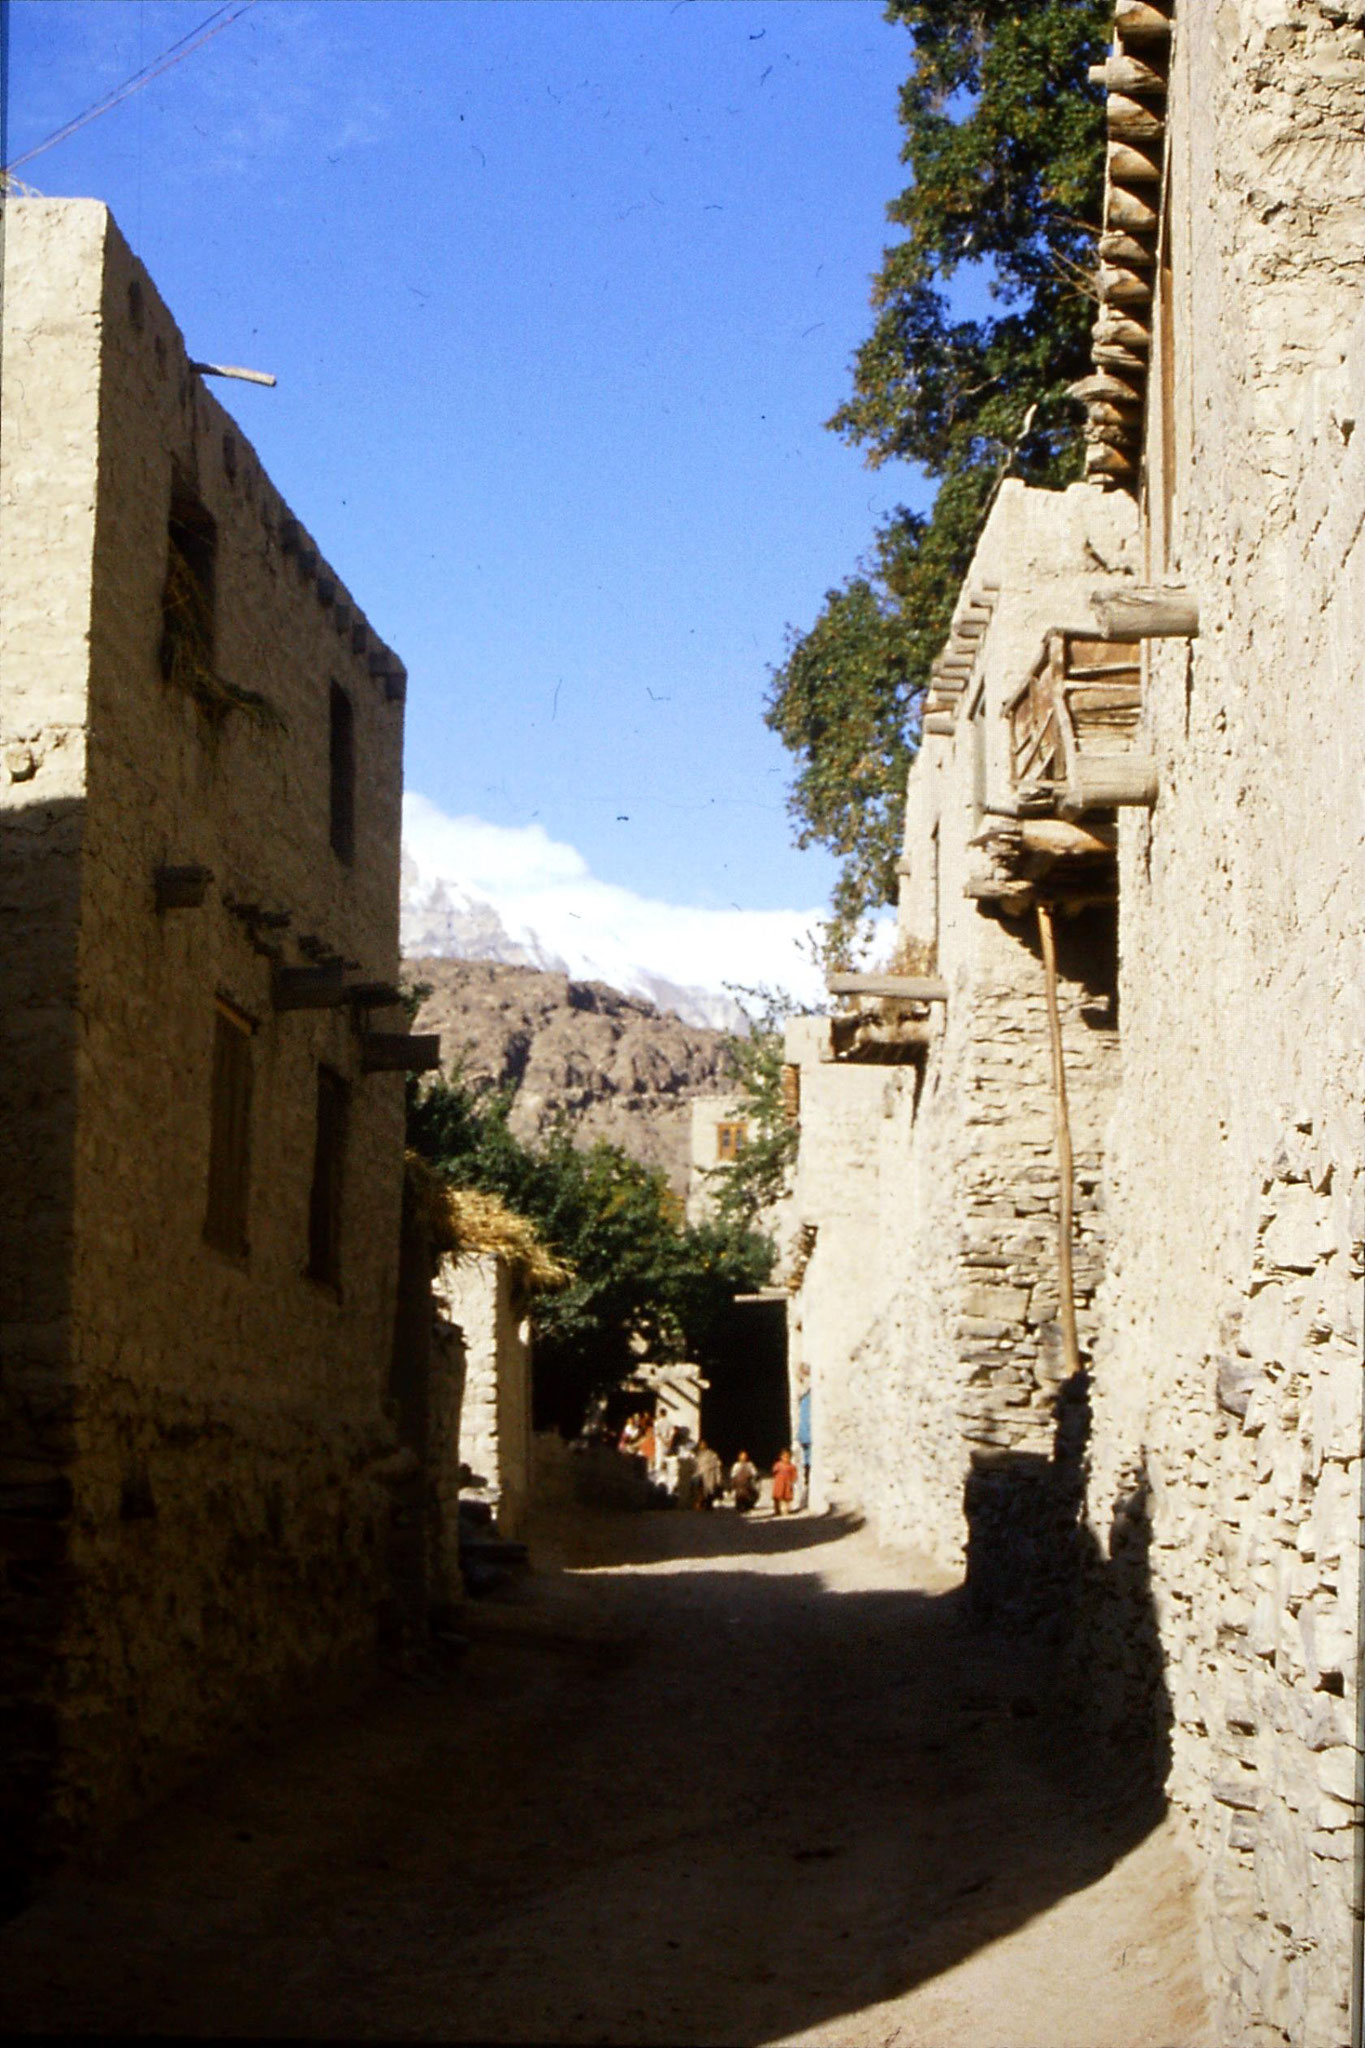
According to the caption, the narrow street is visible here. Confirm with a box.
[0,1502,1209,2045]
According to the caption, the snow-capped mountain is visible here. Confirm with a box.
[399,795,830,1033]
[400,849,748,1033]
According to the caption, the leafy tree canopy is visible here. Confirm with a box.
[767,0,1110,953]
[408,1076,774,1434]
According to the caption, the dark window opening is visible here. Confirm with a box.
[204,1003,253,1257]
[307,1065,348,1288]
[161,475,218,699]
[329,681,356,864]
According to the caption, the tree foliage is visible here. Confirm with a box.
[707,987,808,1233]
[407,1076,774,1434]
[767,0,1111,952]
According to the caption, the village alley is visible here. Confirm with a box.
[0,1496,1209,2046]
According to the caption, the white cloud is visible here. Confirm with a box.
[401,791,835,1016]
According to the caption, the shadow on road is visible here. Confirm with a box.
[0,1496,1188,2045]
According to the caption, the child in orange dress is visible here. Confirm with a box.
[771,1448,797,1515]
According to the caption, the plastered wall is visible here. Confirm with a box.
[1,201,411,1876]
[1078,9,1365,2042]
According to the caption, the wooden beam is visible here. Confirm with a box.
[826,973,948,1002]
[1115,1,1172,43]
[1097,265,1153,306]
[273,963,346,1011]
[155,863,212,911]
[1061,754,1159,813]
[1106,143,1161,185]
[1093,341,1149,373]
[1018,819,1117,859]
[346,982,404,1009]
[362,1033,442,1073]
[1089,53,1166,95]
[1068,368,1143,404]
[964,876,1035,911]
[1085,445,1138,481]
[1097,230,1155,267]
[1107,93,1164,142]
[1083,398,1143,428]
[831,1015,934,1061]
[1092,586,1199,637]
[1093,308,1152,350]
[1104,185,1159,233]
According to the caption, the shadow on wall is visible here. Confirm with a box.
[963,1369,1173,1810]
[1005,902,1121,1027]
[0,795,85,1917]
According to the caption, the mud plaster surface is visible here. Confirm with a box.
[0,1505,1209,2046]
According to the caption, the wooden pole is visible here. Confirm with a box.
[1037,902,1081,1380]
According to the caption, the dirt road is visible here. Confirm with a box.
[0,1503,1210,2044]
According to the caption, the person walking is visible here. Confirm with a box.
[693,1440,723,1510]
[730,1451,759,1514]
[771,1447,798,1516]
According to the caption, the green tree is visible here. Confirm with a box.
[708,987,809,1233]
[408,1076,773,1434]
[767,0,1111,952]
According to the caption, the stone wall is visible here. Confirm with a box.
[441,1254,533,1541]
[0,201,411,1888]
[785,485,1136,1578]
[1075,9,1365,2042]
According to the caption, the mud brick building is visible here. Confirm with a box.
[0,200,431,1899]
[784,5,1365,2042]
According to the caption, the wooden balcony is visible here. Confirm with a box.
[1004,630,1156,820]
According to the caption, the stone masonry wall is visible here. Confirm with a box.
[785,483,1137,1581]
[442,1254,533,1541]
[1078,10,1365,2044]
[0,201,412,1876]
[787,486,1135,1578]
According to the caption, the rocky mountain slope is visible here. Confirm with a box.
[406,957,736,1193]
[401,851,746,1034]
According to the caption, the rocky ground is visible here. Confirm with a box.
[407,956,733,1193]
[0,1503,1210,2045]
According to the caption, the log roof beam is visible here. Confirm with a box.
[1075,2,1173,491]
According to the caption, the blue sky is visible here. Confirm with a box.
[7,1,932,992]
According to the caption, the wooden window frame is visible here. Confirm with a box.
[715,1120,747,1164]
[161,474,218,689]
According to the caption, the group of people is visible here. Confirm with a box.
[609,1404,808,1514]
[616,1410,656,1462]
[683,1441,804,1515]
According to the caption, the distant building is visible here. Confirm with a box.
[0,200,433,1898]
[685,1093,749,1225]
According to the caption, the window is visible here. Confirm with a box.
[161,475,217,694]
[204,1001,253,1257]
[329,681,355,863]
[307,1065,348,1288]
[715,1120,747,1164]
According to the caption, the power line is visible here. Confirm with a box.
[2,0,258,178]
